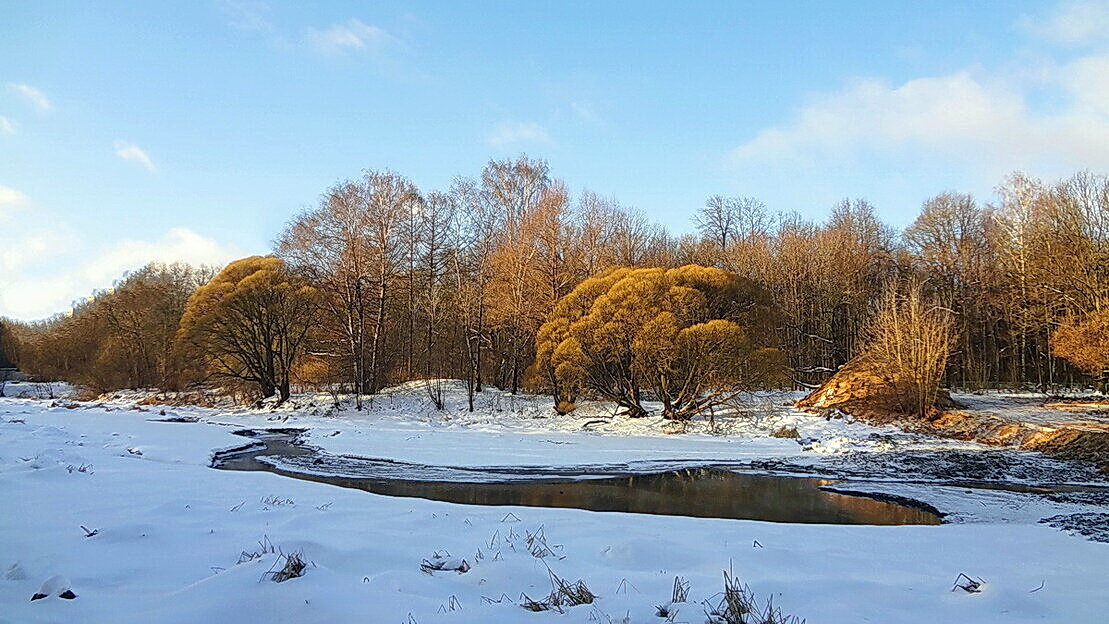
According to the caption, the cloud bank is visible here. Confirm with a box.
[726,1,1109,212]
[0,224,240,321]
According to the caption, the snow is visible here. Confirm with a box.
[2,384,1108,623]
[953,392,1109,428]
[0,381,73,400]
[96,382,977,471]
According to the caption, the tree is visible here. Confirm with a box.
[360,171,421,394]
[278,171,421,401]
[447,176,497,408]
[696,195,769,267]
[278,180,375,408]
[1051,311,1109,392]
[0,319,18,369]
[6,263,209,393]
[0,319,18,397]
[536,265,783,419]
[858,281,956,417]
[97,263,208,389]
[697,195,740,253]
[482,156,550,392]
[904,192,993,386]
[176,256,320,402]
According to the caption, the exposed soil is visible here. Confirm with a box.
[797,358,1109,471]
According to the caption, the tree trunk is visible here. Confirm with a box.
[260,379,276,399]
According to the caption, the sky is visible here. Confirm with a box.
[2,0,1109,321]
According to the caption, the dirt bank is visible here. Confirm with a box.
[796,358,1109,471]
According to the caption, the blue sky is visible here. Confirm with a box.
[2,0,1108,320]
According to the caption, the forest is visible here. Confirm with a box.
[3,156,1107,410]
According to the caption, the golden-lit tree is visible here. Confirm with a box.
[535,265,783,419]
[176,256,320,402]
[19,159,1108,403]
[0,320,18,397]
[1051,311,1109,392]
[277,171,421,403]
[11,263,210,392]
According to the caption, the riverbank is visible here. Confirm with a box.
[3,387,1109,623]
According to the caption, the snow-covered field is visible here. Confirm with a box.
[2,382,1108,623]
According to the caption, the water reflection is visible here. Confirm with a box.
[213,430,941,525]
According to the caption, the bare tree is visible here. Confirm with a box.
[364,171,421,394]
[860,281,956,417]
[278,181,374,408]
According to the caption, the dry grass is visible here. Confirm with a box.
[657,578,689,621]
[672,575,690,602]
[420,552,471,574]
[704,570,804,624]
[770,425,800,439]
[265,551,310,583]
[860,281,955,418]
[518,568,595,613]
[951,572,985,593]
[259,495,295,507]
[238,535,276,563]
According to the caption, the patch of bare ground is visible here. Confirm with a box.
[1040,513,1109,542]
[797,357,1109,471]
[915,411,1109,472]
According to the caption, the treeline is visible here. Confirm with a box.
[695,173,1108,390]
[6,157,1108,400]
[9,264,213,390]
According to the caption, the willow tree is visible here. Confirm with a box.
[176,256,319,402]
[535,265,783,420]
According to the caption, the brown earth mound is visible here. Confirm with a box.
[794,355,961,423]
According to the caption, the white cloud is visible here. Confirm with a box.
[217,0,273,32]
[1061,54,1109,116]
[0,116,14,135]
[0,231,70,274]
[1022,1,1109,47]
[0,278,78,321]
[570,101,601,124]
[487,121,552,147]
[82,227,238,286]
[113,140,157,172]
[8,83,51,111]
[306,19,396,55]
[0,184,28,208]
[0,184,29,219]
[0,226,240,320]
[727,54,1109,189]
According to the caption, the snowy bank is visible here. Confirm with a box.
[2,385,1108,623]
